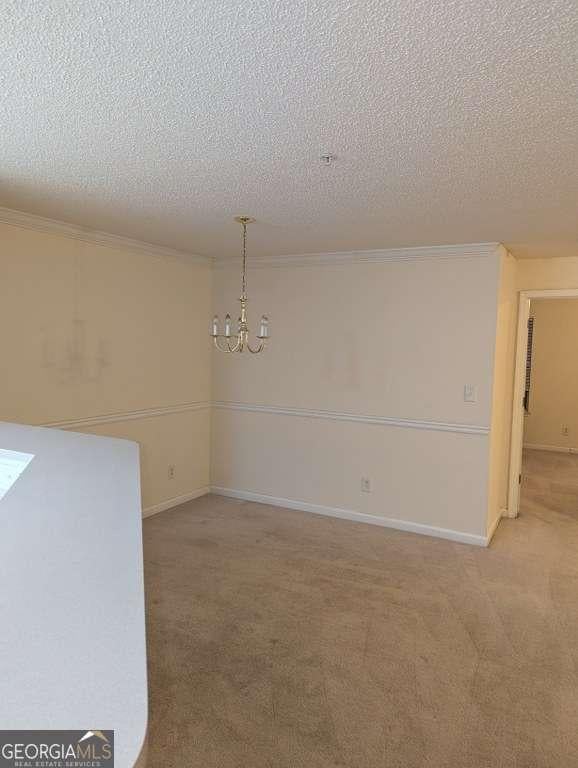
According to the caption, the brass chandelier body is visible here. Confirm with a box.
[211,216,269,354]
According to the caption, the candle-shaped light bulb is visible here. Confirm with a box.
[224,314,232,337]
[259,315,269,338]
[211,315,219,337]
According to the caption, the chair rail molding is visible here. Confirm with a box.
[38,401,488,436]
[40,401,211,430]
[213,401,489,435]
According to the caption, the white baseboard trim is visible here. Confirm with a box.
[142,487,210,518]
[524,443,578,454]
[210,486,489,547]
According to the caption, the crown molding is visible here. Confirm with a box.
[0,206,501,268]
[0,206,209,265]
[213,242,502,268]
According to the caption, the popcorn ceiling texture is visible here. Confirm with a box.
[1,0,577,259]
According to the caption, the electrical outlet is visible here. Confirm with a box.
[562,426,569,436]
[168,464,176,480]
[361,477,371,493]
[464,384,478,403]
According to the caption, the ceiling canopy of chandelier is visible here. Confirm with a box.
[211,216,269,354]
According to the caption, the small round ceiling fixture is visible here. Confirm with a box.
[320,153,336,166]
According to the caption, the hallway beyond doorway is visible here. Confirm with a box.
[521,448,578,527]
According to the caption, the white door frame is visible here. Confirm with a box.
[507,288,578,518]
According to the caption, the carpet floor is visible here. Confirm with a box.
[143,451,578,767]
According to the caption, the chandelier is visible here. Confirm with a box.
[211,216,269,354]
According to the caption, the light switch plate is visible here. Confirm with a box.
[464,384,478,403]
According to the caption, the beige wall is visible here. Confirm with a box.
[517,256,578,290]
[6,214,553,540]
[524,299,578,451]
[212,251,502,539]
[487,249,518,530]
[0,221,211,512]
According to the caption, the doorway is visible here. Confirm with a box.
[508,290,578,518]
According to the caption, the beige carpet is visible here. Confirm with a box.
[143,451,578,767]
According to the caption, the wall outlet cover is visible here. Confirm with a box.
[361,477,371,493]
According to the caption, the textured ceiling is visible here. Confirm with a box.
[1,0,577,259]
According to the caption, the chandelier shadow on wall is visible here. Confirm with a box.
[211,216,269,354]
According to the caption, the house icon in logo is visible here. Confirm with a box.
[78,731,110,744]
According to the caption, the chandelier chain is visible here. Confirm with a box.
[242,219,247,298]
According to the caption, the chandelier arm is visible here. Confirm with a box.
[214,336,240,353]
[227,336,242,353]
[213,337,229,353]
[247,339,265,354]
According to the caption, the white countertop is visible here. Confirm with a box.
[0,421,148,767]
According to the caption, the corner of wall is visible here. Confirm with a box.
[486,246,519,536]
